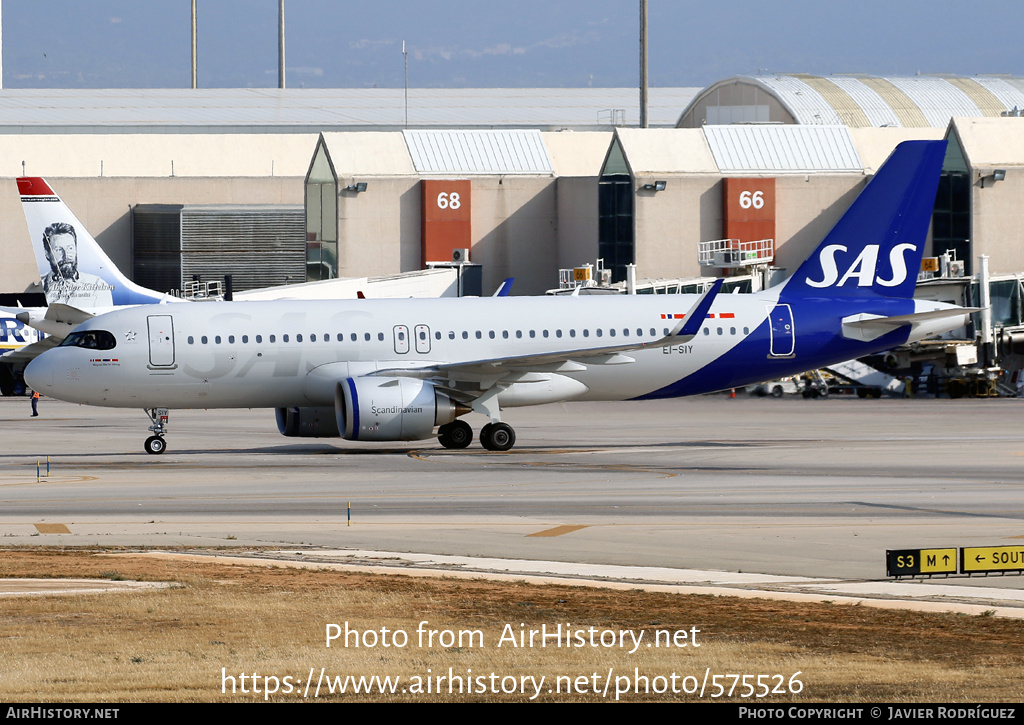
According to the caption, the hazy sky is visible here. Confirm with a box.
[5,1,1024,89]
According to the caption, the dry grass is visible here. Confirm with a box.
[0,549,1022,702]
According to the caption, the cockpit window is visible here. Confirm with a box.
[59,330,117,351]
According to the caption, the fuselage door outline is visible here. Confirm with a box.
[146,314,175,368]
[415,324,431,354]
[394,325,410,355]
[768,304,795,357]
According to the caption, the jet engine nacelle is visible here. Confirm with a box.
[336,376,459,441]
[275,406,341,437]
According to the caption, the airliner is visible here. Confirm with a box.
[25,141,972,454]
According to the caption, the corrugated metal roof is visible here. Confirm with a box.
[754,76,844,125]
[883,77,983,127]
[814,77,901,127]
[403,130,553,174]
[686,75,1024,129]
[791,75,871,128]
[704,125,862,173]
[0,88,699,133]
[853,77,930,127]
[974,77,1024,114]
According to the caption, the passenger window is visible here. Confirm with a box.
[730,327,736,335]
[283,334,290,343]
[201,336,208,344]
[569,330,576,338]
[743,327,749,335]
[502,331,509,339]
[364,333,371,341]
[489,331,495,339]
[188,336,194,345]
[702,328,709,336]
[228,335,235,344]
[242,335,248,343]
[256,335,263,343]
[717,328,723,335]
[377,333,384,341]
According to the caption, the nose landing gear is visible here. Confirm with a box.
[144,408,169,455]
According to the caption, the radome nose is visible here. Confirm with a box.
[24,353,54,391]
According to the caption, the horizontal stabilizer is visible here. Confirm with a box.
[842,307,978,342]
[14,303,94,338]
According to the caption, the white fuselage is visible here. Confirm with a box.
[26,293,780,408]
[24,290,965,411]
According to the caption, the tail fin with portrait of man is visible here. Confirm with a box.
[18,177,170,309]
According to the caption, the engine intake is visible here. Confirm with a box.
[337,377,459,441]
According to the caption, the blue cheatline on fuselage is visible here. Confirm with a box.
[633,296,915,400]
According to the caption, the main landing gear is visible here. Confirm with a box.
[437,419,516,452]
[437,419,473,449]
[144,408,169,455]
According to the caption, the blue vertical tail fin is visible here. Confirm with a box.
[783,140,947,299]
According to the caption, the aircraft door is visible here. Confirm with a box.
[414,325,431,354]
[393,325,410,354]
[768,304,794,357]
[147,315,176,367]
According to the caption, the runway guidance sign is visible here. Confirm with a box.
[887,546,1024,577]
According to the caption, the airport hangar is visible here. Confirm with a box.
[1,76,1024,305]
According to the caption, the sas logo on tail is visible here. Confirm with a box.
[805,243,916,288]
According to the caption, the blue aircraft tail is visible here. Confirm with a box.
[783,140,947,300]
